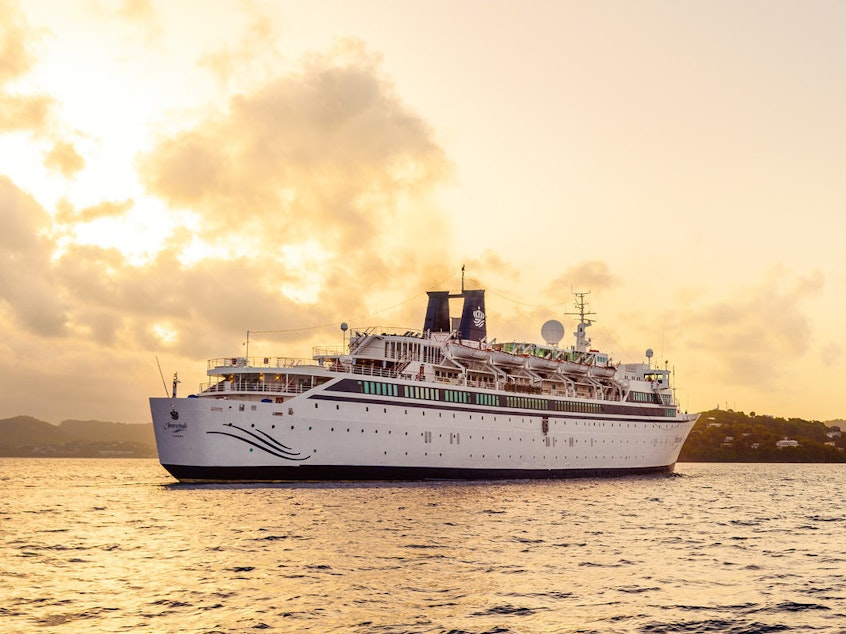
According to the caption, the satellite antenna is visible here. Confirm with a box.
[645,348,654,369]
[541,319,565,346]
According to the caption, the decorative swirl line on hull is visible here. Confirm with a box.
[207,423,310,461]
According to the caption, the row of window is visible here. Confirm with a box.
[362,381,399,397]
[552,400,602,414]
[630,391,659,403]
[359,380,675,418]
[505,396,547,410]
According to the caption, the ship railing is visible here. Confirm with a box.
[347,365,398,379]
[313,346,344,358]
[208,356,314,371]
[200,380,312,395]
[347,327,426,339]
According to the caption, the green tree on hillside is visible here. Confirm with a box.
[679,409,845,463]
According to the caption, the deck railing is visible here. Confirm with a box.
[200,381,312,395]
[208,356,313,371]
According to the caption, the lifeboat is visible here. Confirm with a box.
[447,341,490,362]
[489,349,525,367]
[588,364,618,379]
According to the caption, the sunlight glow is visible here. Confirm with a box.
[277,241,327,304]
[151,322,178,346]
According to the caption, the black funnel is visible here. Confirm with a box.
[458,290,486,341]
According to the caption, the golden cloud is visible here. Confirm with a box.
[0,92,53,134]
[0,35,457,369]
[0,1,55,134]
[547,261,620,293]
[139,41,455,321]
[44,140,85,178]
[199,4,279,90]
[675,267,824,389]
[0,0,34,83]
[55,198,134,224]
[0,177,67,335]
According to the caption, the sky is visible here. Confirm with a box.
[1,0,844,424]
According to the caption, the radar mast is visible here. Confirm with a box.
[566,291,595,353]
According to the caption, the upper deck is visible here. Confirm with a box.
[194,325,677,411]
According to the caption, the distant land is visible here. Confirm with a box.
[679,409,845,463]
[1,410,844,462]
[0,416,156,458]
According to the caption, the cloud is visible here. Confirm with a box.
[114,0,155,22]
[0,0,56,135]
[139,39,455,317]
[462,251,521,285]
[674,267,824,390]
[0,32,456,421]
[0,177,67,335]
[0,0,35,83]
[0,93,53,133]
[55,198,134,223]
[97,0,162,46]
[1,35,455,360]
[44,140,85,177]
[45,240,341,358]
[199,3,280,90]
[821,343,842,367]
[546,261,620,293]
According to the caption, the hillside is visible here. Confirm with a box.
[679,409,845,463]
[0,416,156,458]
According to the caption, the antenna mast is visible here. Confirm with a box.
[566,291,596,353]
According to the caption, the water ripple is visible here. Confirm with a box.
[1,460,845,633]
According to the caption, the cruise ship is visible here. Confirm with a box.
[150,284,697,482]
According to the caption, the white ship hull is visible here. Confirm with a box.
[151,374,697,482]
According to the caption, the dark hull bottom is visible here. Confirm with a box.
[162,463,676,483]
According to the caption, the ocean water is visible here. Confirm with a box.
[1,460,844,633]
